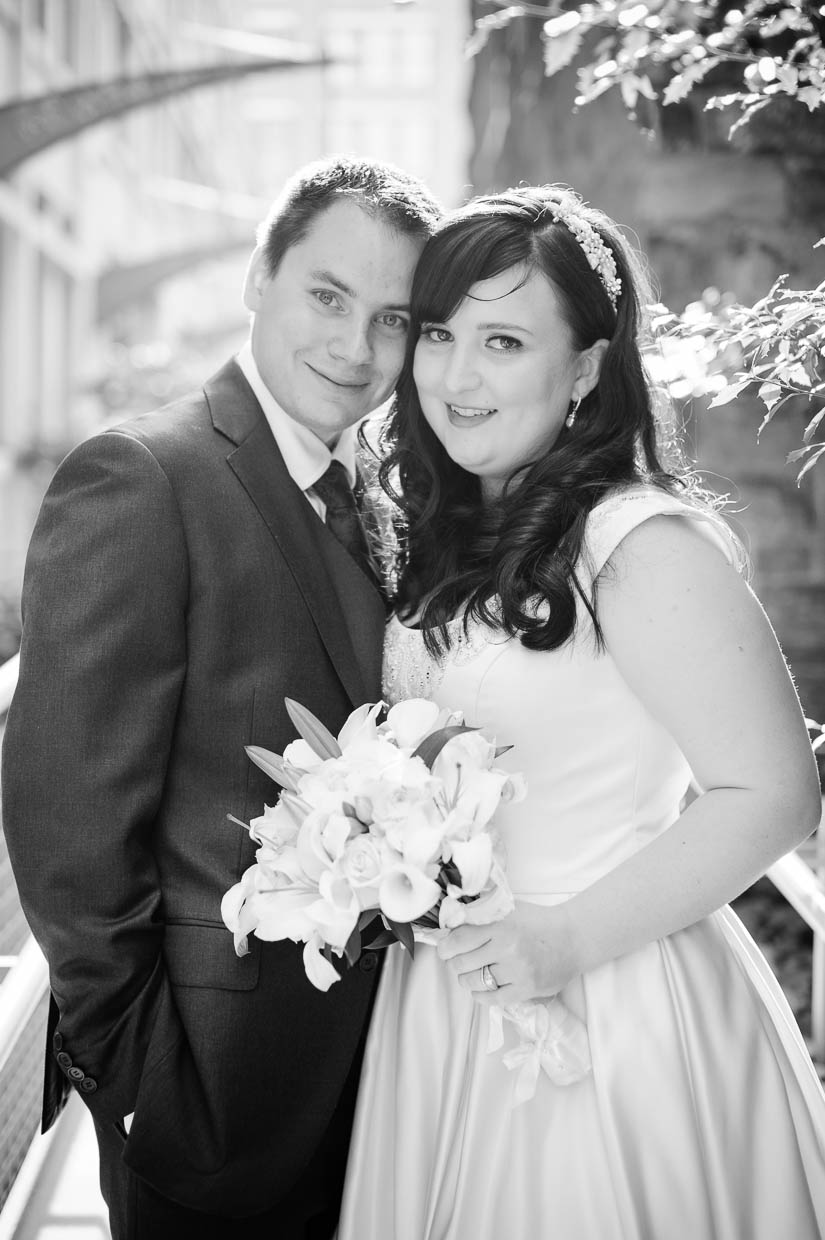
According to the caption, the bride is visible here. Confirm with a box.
[337,185,825,1238]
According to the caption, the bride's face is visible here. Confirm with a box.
[412,264,604,499]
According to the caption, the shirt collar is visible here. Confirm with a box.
[236,341,357,491]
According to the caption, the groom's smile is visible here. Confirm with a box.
[243,197,425,447]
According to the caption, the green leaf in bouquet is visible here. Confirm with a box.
[440,858,462,888]
[343,926,363,967]
[414,908,441,929]
[413,723,479,770]
[245,745,300,791]
[284,697,343,760]
[385,917,416,957]
[361,928,398,950]
[494,744,513,758]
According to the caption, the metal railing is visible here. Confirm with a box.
[0,652,52,1216]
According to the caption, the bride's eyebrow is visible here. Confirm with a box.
[476,321,535,335]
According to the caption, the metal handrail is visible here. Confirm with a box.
[1,652,50,1080]
[0,652,19,715]
[0,935,48,1078]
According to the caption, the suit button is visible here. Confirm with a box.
[80,1077,97,1093]
[67,1066,84,1081]
[56,1051,72,1070]
[359,951,378,973]
[53,1032,63,1051]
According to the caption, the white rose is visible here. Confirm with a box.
[339,835,383,893]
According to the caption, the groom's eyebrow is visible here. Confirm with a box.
[310,268,355,296]
[309,268,410,311]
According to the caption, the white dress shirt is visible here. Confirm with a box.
[235,341,358,519]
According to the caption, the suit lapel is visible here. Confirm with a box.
[205,360,385,708]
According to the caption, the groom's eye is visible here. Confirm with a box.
[313,289,341,309]
[378,313,409,332]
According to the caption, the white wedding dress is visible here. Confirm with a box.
[337,488,825,1239]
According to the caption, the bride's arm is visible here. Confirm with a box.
[439,515,822,1004]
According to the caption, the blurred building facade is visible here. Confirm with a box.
[0,0,472,605]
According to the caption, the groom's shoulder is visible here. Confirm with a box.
[93,358,248,462]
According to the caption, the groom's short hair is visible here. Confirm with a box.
[257,154,442,276]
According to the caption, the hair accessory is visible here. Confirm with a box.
[565,397,581,430]
[548,197,622,310]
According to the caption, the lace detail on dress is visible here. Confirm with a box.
[382,613,504,704]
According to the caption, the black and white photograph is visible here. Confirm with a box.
[0,2,824,1237]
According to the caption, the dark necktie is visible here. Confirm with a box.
[313,460,373,580]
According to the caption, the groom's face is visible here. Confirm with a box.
[244,198,425,447]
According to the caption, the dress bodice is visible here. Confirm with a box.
[381,487,736,902]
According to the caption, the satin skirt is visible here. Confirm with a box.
[337,908,825,1239]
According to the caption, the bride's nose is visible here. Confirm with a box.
[442,344,481,396]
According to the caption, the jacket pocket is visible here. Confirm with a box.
[163,921,260,990]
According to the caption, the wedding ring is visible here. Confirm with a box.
[481,964,499,992]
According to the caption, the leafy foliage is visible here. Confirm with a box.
[651,276,825,480]
[470,0,825,132]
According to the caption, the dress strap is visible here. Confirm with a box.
[580,486,740,590]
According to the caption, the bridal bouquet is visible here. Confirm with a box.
[221,696,523,992]
[221,695,592,1100]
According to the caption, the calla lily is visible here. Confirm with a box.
[501,772,528,804]
[450,833,494,895]
[379,863,441,923]
[460,863,515,924]
[320,812,357,862]
[303,933,341,991]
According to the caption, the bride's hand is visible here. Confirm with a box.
[436,900,582,1006]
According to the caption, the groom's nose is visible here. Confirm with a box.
[329,316,374,367]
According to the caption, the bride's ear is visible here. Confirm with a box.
[572,339,609,403]
[242,247,268,312]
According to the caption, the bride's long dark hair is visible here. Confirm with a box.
[372,186,702,655]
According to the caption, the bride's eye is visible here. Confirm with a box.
[420,325,452,343]
[488,334,522,351]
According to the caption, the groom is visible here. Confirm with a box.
[2,155,440,1239]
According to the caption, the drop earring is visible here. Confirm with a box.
[565,397,582,429]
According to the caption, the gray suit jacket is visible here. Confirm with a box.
[1,359,387,1215]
